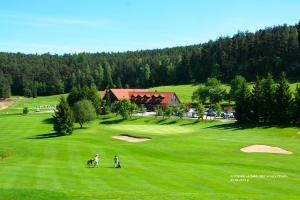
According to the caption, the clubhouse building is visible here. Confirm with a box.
[101,89,181,110]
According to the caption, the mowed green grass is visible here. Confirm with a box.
[1,96,300,200]
[149,81,300,103]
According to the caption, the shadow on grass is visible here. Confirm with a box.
[84,166,117,169]
[162,120,178,125]
[74,127,89,130]
[42,117,54,124]
[156,118,167,124]
[144,118,155,123]
[99,118,125,124]
[204,121,298,131]
[27,132,63,139]
[99,115,115,120]
[85,165,98,168]
[180,120,202,126]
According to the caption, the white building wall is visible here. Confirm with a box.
[167,94,180,106]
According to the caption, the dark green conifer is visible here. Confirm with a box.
[53,96,74,135]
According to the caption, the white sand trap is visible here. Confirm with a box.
[241,145,292,154]
[0,106,8,110]
[112,135,151,142]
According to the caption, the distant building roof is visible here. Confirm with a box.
[101,89,181,105]
[101,89,148,99]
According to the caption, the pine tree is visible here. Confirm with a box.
[103,61,114,88]
[53,96,74,135]
[88,84,101,115]
[104,89,111,107]
[116,77,122,88]
[67,86,81,107]
[260,73,275,122]
[292,84,300,123]
[250,75,262,122]
[235,81,251,123]
[274,72,292,123]
[229,75,247,103]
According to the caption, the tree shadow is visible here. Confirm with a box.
[74,127,89,130]
[144,118,154,123]
[42,117,54,124]
[99,118,125,125]
[27,132,63,139]
[180,120,203,126]
[100,115,115,120]
[156,118,167,124]
[204,121,298,131]
[162,120,178,125]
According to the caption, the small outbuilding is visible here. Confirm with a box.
[186,108,198,118]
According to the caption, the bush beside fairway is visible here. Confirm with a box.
[0,108,300,199]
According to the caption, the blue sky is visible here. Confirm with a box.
[0,0,300,55]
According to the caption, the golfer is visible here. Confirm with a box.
[114,155,119,167]
[94,154,99,168]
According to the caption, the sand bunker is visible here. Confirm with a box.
[241,145,292,154]
[112,135,151,142]
[0,98,19,110]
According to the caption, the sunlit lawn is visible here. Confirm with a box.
[1,106,300,199]
[0,85,300,199]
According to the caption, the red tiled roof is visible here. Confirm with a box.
[128,92,177,104]
[101,89,148,99]
[101,89,180,105]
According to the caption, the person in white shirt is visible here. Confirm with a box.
[94,154,99,168]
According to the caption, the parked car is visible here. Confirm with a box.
[222,112,234,118]
[220,111,225,117]
[206,109,217,116]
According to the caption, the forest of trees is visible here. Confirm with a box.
[0,21,300,98]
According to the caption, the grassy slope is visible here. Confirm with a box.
[149,81,300,103]
[1,107,300,199]
[0,87,300,199]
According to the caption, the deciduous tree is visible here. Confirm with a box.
[73,100,97,128]
[196,103,205,121]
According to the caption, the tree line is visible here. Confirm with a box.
[192,72,300,124]
[234,72,300,123]
[0,21,300,98]
[53,72,299,135]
